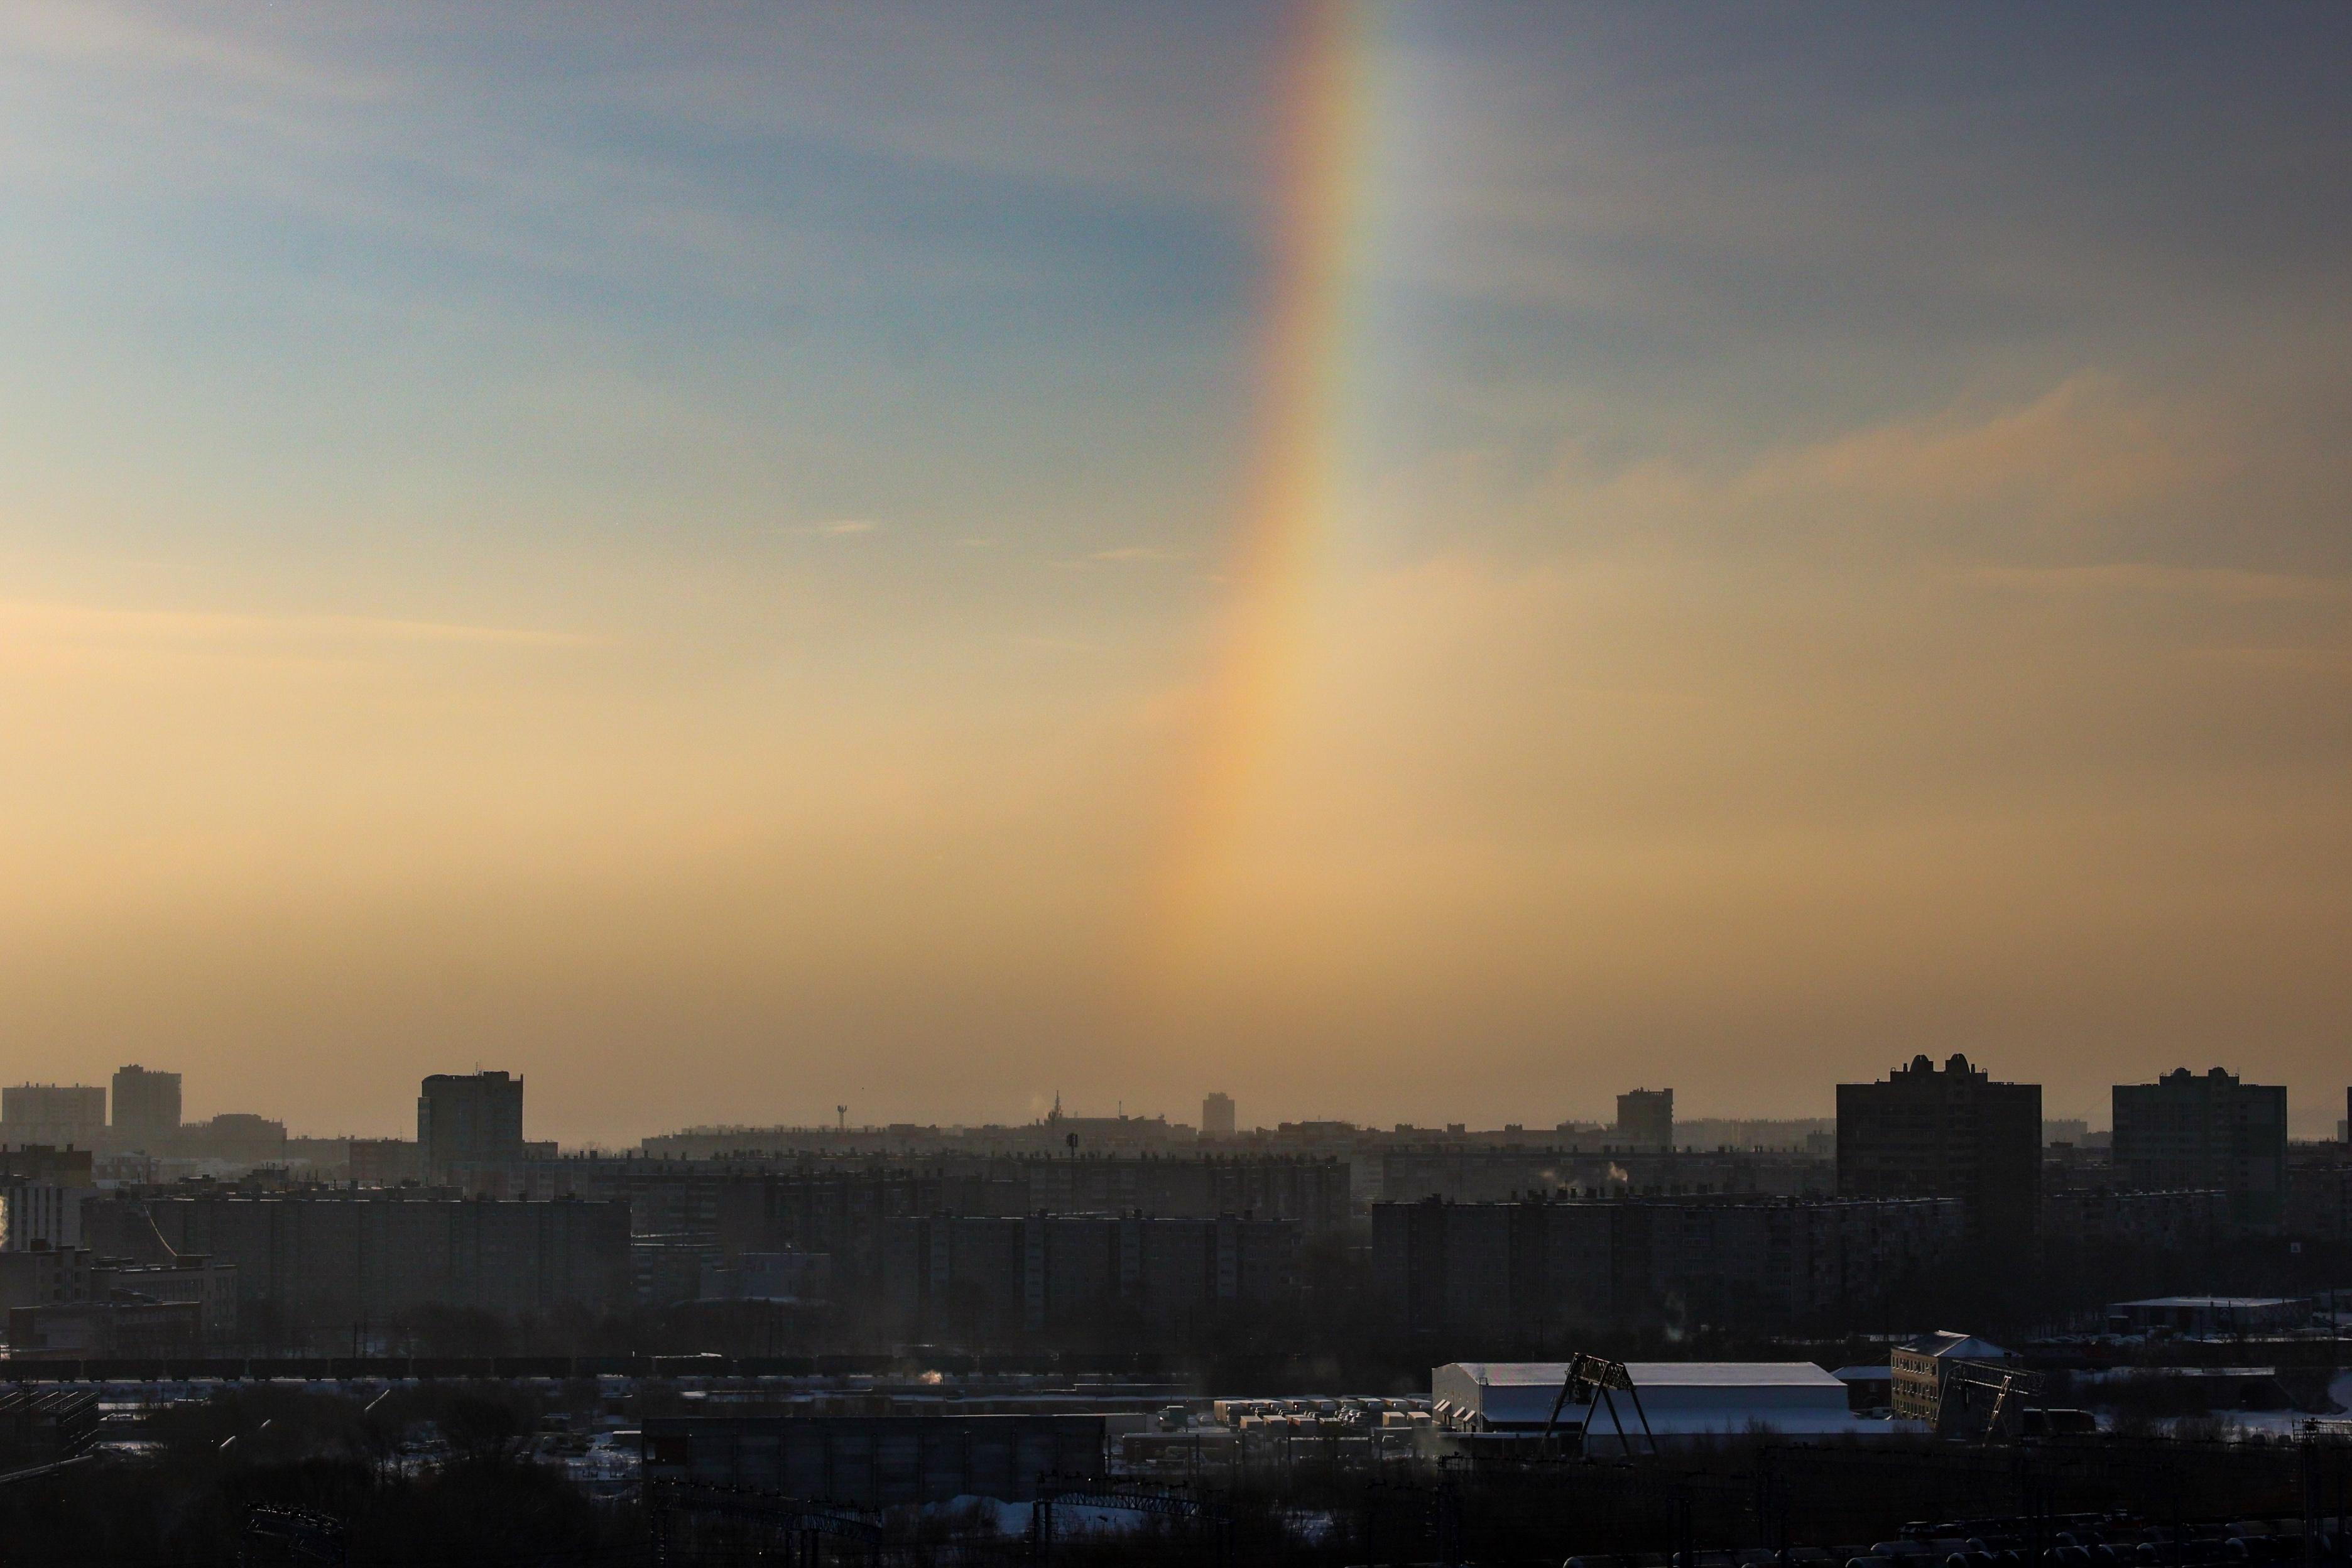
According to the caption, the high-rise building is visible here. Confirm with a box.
[417,1071,525,1184]
[109,1066,182,1152]
[1,1086,107,1151]
[2112,1067,2288,1234]
[1201,1092,1236,1139]
[1615,1088,1674,1150]
[1836,1054,2040,1241]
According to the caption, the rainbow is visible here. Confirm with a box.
[1140,0,1381,995]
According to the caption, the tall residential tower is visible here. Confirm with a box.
[1836,1054,2040,1241]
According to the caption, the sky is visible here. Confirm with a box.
[2,2,2348,1144]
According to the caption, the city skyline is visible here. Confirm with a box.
[3,1056,2344,1150]
[4,4,2349,1145]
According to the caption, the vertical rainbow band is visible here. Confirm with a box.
[1142,0,1376,994]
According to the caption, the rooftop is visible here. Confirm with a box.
[1446,1361,1841,1390]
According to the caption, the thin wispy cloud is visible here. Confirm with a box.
[0,599,594,650]
[776,520,883,538]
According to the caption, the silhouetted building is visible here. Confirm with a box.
[699,1251,830,1303]
[1615,1088,1674,1150]
[1836,1054,2040,1240]
[1202,1092,1236,1138]
[2286,1143,2352,1243]
[1381,1146,1831,1205]
[108,1066,182,1153]
[178,1113,288,1170]
[95,1255,239,1340]
[146,1191,629,1331]
[1,1086,105,1152]
[0,1149,92,1187]
[0,1246,92,1312]
[349,1138,425,1186]
[881,1212,1297,1339]
[2112,1067,2287,1234]
[1372,1194,1964,1336]
[8,1299,203,1358]
[2040,1186,2229,1254]
[418,1071,525,1185]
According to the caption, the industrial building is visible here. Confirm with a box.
[1888,1331,2013,1424]
[2111,1069,2289,1234]
[1429,1361,1893,1444]
[1836,1054,2040,1241]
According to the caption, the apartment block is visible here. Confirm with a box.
[2112,1068,2288,1234]
[109,1067,182,1153]
[879,1213,1298,1339]
[418,1072,525,1186]
[1,1087,106,1153]
[1837,1055,2040,1240]
[1371,1194,1965,1337]
[144,1192,630,1329]
[1615,1089,1674,1150]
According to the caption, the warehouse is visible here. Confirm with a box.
[1430,1361,1907,1447]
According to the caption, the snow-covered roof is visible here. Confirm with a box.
[1443,1361,1841,1391]
[1895,1331,2011,1361]
[1431,1361,1883,1437]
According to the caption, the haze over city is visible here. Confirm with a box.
[4,3,2349,1147]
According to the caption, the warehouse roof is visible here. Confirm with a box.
[1430,1360,1892,1440]
[1895,1331,2012,1362]
[1443,1361,1841,1390]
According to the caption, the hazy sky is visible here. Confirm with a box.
[3,3,2348,1143]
